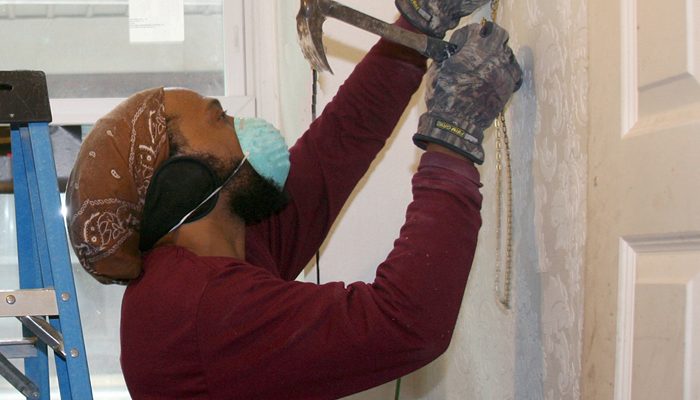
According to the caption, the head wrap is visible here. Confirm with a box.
[66,88,169,284]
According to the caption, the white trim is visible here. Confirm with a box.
[685,277,694,400]
[688,0,695,75]
[223,0,247,97]
[620,232,700,253]
[620,0,639,137]
[243,1,256,103]
[615,231,700,400]
[50,98,124,126]
[615,238,638,400]
[245,0,281,126]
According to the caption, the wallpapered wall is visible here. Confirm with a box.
[275,0,588,398]
[494,1,587,398]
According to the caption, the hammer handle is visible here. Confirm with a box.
[323,0,455,61]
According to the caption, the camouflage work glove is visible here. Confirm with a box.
[395,0,490,38]
[413,22,522,165]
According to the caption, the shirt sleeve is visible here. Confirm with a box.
[246,18,428,280]
[199,152,483,400]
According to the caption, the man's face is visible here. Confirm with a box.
[163,88,288,224]
[164,88,242,163]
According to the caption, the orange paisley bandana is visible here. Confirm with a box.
[66,88,169,284]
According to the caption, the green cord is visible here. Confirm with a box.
[394,378,402,400]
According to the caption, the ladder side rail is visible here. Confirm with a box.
[11,126,51,400]
[17,127,53,287]
[26,123,93,400]
[19,125,72,400]
[11,127,44,290]
[20,125,74,400]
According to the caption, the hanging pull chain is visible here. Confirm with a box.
[494,113,513,311]
[490,0,500,20]
[490,0,514,312]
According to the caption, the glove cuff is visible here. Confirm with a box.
[414,134,485,165]
[414,114,485,164]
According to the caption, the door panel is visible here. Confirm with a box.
[632,251,700,400]
[616,237,700,400]
[636,0,700,131]
[585,0,700,399]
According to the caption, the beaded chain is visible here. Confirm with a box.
[490,0,514,312]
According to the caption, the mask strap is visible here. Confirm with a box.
[168,153,249,234]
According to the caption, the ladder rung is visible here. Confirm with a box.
[0,289,58,317]
[0,338,38,359]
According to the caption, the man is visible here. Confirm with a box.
[66,1,522,398]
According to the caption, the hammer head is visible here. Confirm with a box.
[297,0,333,73]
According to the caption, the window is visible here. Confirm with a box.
[0,0,260,125]
[2,1,227,98]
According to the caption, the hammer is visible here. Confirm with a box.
[297,0,457,73]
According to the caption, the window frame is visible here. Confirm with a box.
[45,0,281,126]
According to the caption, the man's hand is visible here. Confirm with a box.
[396,0,490,38]
[413,21,522,165]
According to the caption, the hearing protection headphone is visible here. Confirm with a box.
[139,156,221,252]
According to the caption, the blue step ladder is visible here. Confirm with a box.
[0,71,93,399]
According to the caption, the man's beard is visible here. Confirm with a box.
[223,161,289,225]
[199,153,289,225]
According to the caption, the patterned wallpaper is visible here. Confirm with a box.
[507,1,588,398]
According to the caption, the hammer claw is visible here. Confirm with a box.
[297,0,333,73]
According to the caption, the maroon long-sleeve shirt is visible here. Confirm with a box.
[120,21,483,400]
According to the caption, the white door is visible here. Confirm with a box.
[585,0,700,399]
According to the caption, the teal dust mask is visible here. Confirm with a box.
[234,117,291,190]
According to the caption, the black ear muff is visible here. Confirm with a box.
[139,157,221,251]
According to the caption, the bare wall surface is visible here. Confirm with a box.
[277,1,588,398]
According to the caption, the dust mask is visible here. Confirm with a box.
[234,117,290,190]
